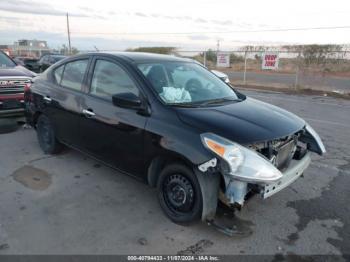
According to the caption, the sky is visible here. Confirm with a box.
[0,0,349,51]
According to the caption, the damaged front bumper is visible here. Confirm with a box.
[222,151,311,206]
[262,152,311,199]
[197,125,325,224]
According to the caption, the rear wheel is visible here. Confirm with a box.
[157,163,203,224]
[36,114,62,154]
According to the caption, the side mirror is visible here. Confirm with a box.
[112,92,142,109]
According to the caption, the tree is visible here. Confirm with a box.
[230,53,244,63]
[126,47,177,55]
[203,49,217,62]
[71,47,79,55]
[282,44,345,66]
[59,44,79,55]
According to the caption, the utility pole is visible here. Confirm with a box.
[243,50,247,85]
[216,40,220,67]
[294,51,301,89]
[66,13,72,55]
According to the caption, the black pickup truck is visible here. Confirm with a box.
[0,51,36,120]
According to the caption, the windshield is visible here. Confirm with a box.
[137,62,238,105]
[0,52,16,68]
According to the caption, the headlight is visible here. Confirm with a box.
[201,133,282,183]
[305,123,326,154]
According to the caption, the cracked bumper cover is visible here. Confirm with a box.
[224,152,311,205]
[262,152,311,198]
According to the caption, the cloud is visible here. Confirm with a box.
[211,20,233,26]
[195,18,207,23]
[0,16,21,23]
[0,28,216,51]
[0,29,65,46]
[0,16,24,28]
[0,0,88,17]
[130,12,236,27]
[188,34,211,41]
[135,12,148,17]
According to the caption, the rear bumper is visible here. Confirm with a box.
[262,152,311,198]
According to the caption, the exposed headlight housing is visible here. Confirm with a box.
[305,123,326,155]
[201,133,283,183]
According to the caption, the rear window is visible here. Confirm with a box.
[54,65,64,85]
[61,60,88,91]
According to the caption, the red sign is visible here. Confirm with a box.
[262,52,279,70]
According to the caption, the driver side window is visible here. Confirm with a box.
[91,59,139,100]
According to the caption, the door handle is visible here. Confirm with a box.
[43,96,52,103]
[82,109,96,117]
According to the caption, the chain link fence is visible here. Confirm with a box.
[176,49,350,94]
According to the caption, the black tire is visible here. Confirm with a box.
[36,114,62,154]
[157,163,203,224]
[0,118,20,134]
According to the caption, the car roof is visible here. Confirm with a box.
[50,54,66,57]
[41,54,65,58]
[75,52,194,63]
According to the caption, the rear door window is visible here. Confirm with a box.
[61,59,88,91]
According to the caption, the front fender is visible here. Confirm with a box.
[194,168,220,221]
[145,115,214,166]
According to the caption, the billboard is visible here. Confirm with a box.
[217,53,230,67]
[262,52,279,70]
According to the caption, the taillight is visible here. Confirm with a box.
[24,83,31,92]
[24,82,33,102]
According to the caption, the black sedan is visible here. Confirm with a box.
[13,57,40,73]
[37,54,66,72]
[25,52,325,226]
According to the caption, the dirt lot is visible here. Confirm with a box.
[0,90,349,259]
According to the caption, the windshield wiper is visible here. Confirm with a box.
[167,97,242,108]
[197,97,242,107]
[166,102,202,108]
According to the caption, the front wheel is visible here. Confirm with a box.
[157,163,203,224]
[36,114,62,154]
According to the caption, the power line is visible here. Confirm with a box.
[70,25,350,36]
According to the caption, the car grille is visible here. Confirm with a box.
[251,135,298,171]
[0,77,31,96]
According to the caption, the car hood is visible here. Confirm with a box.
[0,65,36,78]
[175,97,305,144]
